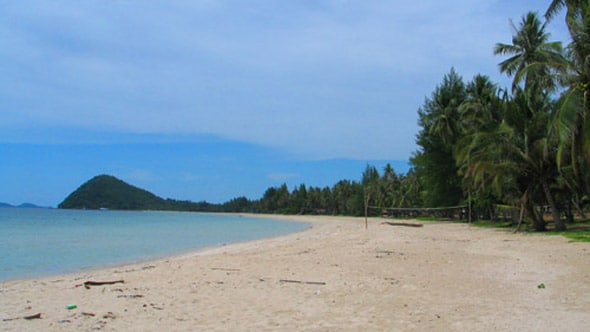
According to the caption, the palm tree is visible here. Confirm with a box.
[461,89,564,230]
[398,169,422,208]
[492,11,567,230]
[546,2,590,173]
[457,75,504,134]
[493,12,565,93]
[455,75,505,221]
[545,0,587,32]
[381,164,400,208]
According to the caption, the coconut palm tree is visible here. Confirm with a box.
[455,75,506,221]
[492,10,567,230]
[494,11,565,93]
[545,0,587,31]
[546,2,590,172]
[457,75,504,134]
[460,89,564,230]
[381,163,401,208]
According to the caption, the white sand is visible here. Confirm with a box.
[1,215,589,331]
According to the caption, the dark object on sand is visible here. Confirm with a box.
[3,313,42,321]
[381,221,423,228]
[280,279,326,286]
[83,280,125,289]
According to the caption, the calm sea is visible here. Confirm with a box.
[0,208,308,282]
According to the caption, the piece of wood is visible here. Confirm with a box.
[83,280,125,289]
[280,279,326,286]
[381,222,423,228]
[3,313,42,321]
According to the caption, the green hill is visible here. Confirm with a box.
[58,175,168,210]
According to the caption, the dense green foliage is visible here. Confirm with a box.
[410,4,590,231]
[59,175,162,210]
[411,69,466,208]
[253,164,419,216]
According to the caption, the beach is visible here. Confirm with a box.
[1,215,589,331]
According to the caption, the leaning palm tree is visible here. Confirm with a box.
[494,11,565,93]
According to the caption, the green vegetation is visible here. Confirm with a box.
[545,220,590,242]
[468,218,590,242]
[408,3,590,232]
[470,221,520,229]
[559,232,590,243]
[59,175,164,210]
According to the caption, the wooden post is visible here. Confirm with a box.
[363,186,368,230]
[468,189,472,224]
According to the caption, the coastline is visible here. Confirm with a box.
[1,215,589,331]
[0,210,310,283]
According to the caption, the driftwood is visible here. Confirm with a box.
[280,279,326,286]
[3,313,42,321]
[381,222,423,228]
[83,280,125,289]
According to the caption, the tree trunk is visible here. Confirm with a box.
[541,179,566,231]
[513,203,525,233]
[573,193,587,219]
[527,201,546,232]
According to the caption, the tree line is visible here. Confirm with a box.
[216,2,590,231]
[211,164,421,216]
[412,2,590,231]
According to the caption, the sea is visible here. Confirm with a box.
[0,208,309,282]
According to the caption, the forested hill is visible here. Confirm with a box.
[59,175,162,210]
[58,175,210,211]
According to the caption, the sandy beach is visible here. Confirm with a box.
[1,215,589,331]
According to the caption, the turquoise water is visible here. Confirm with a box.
[0,208,308,281]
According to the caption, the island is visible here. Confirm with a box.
[58,175,206,211]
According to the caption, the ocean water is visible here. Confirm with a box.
[0,208,309,282]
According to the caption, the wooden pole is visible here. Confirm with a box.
[468,188,472,224]
[364,186,368,230]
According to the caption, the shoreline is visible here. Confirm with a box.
[1,215,589,331]
[0,211,311,283]
[0,214,320,285]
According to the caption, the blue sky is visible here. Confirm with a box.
[1,1,568,207]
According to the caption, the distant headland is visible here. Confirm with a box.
[58,175,209,211]
[0,202,50,209]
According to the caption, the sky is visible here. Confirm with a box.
[1,1,569,207]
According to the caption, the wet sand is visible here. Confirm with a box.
[1,215,589,331]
